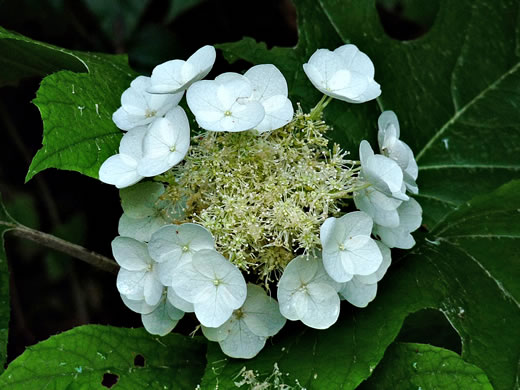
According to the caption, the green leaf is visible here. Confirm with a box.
[0,26,87,87]
[0,195,18,374]
[26,51,138,182]
[0,325,207,389]
[200,180,520,390]
[359,343,493,389]
[0,26,138,181]
[217,0,520,228]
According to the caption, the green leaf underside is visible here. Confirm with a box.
[218,0,520,228]
[0,27,88,87]
[27,51,137,181]
[360,343,493,389]
[201,180,520,390]
[0,325,207,389]
[0,195,17,375]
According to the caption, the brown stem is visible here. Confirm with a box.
[4,223,119,275]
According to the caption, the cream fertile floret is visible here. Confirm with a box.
[99,43,422,358]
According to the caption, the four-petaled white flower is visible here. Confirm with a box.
[277,252,341,329]
[303,44,381,103]
[378,111,418,194]
[243,64,294,133]
[112,76,182,131]
[118,182,169,242]
[138,106,191,177]
[186,72,265,132]
[148,45,216,94]
[148,223,215,286]
[202,284,286,359]
[320,211,383,283]
[359,140,408,201]
[339,241,391,308]
[373,198,422,249]
[99,126,146,189]
[171,249,247,327]
[112,236,163,306]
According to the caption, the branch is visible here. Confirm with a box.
[5,223,119,275]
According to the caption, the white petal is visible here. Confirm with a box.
[112,107,147,131]
[111,236,151,270]
[398,198,422,232]
[116,268,146,298]
[149,60,186,94]
[119,126,147,159]
[378,110,400,146]
[118,214,167,243]
[144,272,163,306]
[142,298,183,336]
[215,72,252,98]
[192,249,247,309]
[359,140,375,167]
[218,319,267,359]
[244,64,288,101]
[120,294,158,314]
[201,320,234,342]
[167,286,194,312]
[334,44,372,76]
[194,287,235,328]
[356,241,392,284]
[254,95,293,133]
[99,154,143,189]
[171,260,209,303]
[354,188,401,228]
[242,284,286,337]
[300,282,340,329]
[363,154,406,198]
[138,107,190,176]
[222,100,265,132]
[339,278,377,308]
[344,235,383,275]
[148,223,215,263]
[187,45,216,78]
[373,225,416,249]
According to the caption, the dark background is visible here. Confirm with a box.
[0,0,440,365]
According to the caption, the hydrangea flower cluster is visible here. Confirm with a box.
[101,44,422,359]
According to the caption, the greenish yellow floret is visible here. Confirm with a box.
[158,107,362,284]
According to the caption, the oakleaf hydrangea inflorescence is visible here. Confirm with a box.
[99,43,422,359]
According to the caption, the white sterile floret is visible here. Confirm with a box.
[303,44,381,103]
[138,106,190,177]
[99,126,147,188]
[354,186,402,228]
[201,284,286,359]
[148,223,215,286]
[377,111,418,194]
[118,182,169,242]
[320,211,383,283]
[277,253,341,329]
[141,291,185,336]
[111,236,163,306]
[113,76,182,131]
[373,198,422,249]
[339,241,391,308]
[167,286,194,313]
[172,249,247,327]
[359,140,408,201]
[243,64,294,133]
[186,72,265,132]
[148,45,216,94]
